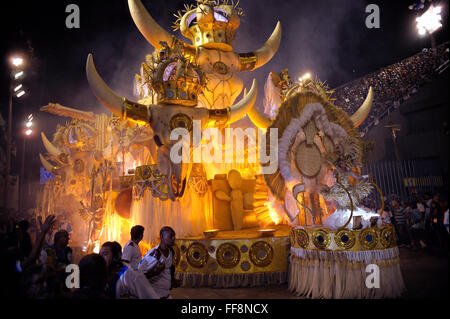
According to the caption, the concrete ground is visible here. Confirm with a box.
[172,247,448,299]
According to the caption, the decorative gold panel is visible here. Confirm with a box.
[249,241,274,268]
[186,242,209,268]
[216,243,240,269]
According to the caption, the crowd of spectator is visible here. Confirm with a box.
[378,192,449,254]
[1,188,448,299]
[0,208,180,299]
[334,42,449,135]
[0,211,76,298]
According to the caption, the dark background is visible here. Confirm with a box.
[0,0,448,205]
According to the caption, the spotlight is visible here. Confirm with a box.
[11,57,24,67]
[416,5,443,35]
[298,72,312,83]
[16,90,26,98]
[14,71,24,79]
[14,84,23,92]
[25,129,33,136]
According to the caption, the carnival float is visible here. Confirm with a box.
[37,0,405,298]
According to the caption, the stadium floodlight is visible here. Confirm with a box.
[298,72,312,82]
[11,57,24,67]
[14,71,24,79]
[416,5,443,36]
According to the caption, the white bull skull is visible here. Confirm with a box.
[86,54,258,200]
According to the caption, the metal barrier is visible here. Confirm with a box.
[362,160,444,206]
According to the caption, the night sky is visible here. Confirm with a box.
[1,0,448,182]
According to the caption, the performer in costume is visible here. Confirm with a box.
[138,226,181,299]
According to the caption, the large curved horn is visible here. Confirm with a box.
[228,79,258,124]
[41,132,61,157]
[350,87,374,128]
[86,54,124,117]
[128,0,174,49]
[248,105,273,129]
[39,154,59,175]
[87,54,150,125]
[239,22,282,72]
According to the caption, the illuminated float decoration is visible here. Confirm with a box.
[38,104,153,252]
[248,76,405,298]
[85,0,291,281]
[37,0,405,296]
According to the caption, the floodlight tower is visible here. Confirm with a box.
[416,5,443,49]
[4,55,27,210]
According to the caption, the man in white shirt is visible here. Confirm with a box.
[122,225,144,270]
[138,226,181,299]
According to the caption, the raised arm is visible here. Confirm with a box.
[21,215,56,270]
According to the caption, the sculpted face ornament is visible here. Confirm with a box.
[86,53,258,201]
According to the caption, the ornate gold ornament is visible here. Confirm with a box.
[249,241,274,268]
[380,227,394,248]
[240,261,251,272]
[213,61,229,75]
[170,113,193,132]
[216,243,241,269]
[135,165,154,180]
[312,229,331,250]
[359,228,378,250]
[186,242,209,268]
[133,165,171,201]
[189,176,209,197]
[334,229,356,250]
[295,229,309,249]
